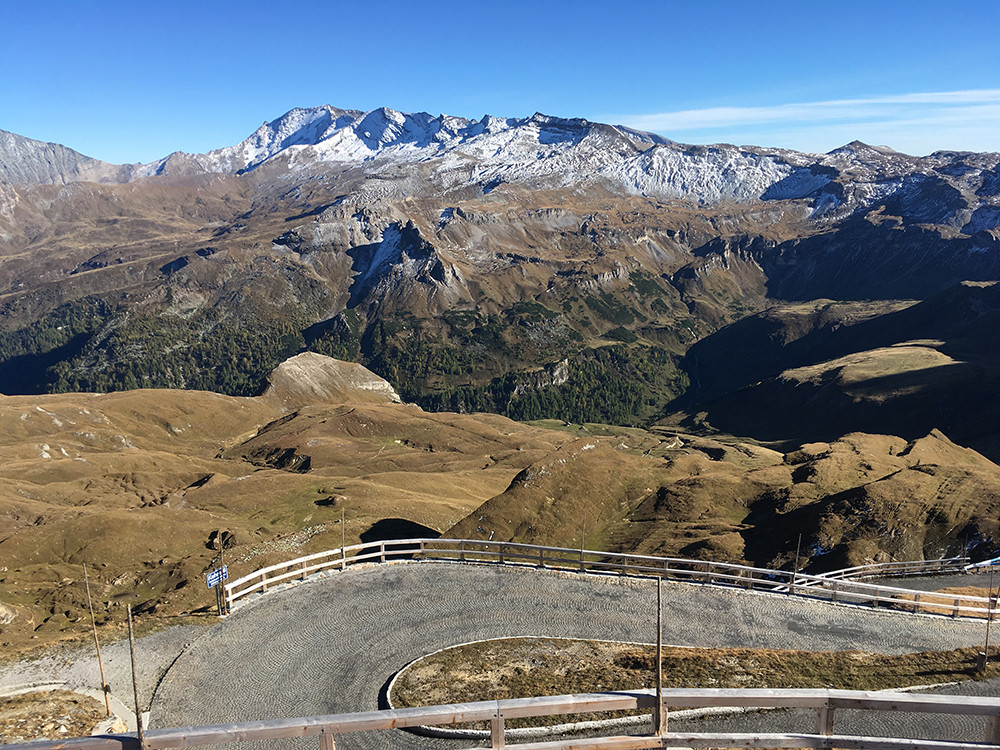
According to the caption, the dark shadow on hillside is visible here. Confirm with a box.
[0,332,91,394]
[676,282,1000,413]
[360,518,441,544]
[701,359,990,450]
[741,489,853,572]
[360,519,441,560]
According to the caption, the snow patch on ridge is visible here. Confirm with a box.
[124,106,1000,217]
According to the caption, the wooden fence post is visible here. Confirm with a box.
[954,597,962,618]
[380,541,386,563]
[319,731,335,750]
[301,561,307,582]
[872,588,879,608]
[538,548,545,568]
[816,705,835,746]
[460,540,466,562]
[261,572,268,592]
[499,543,505,565]
[913,593,921,613]
[491,707,505,748]
[987,714,1000,745]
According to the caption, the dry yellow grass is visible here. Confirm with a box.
[391,637,998,729]
[0,690,106,743]
[0,359,578,657]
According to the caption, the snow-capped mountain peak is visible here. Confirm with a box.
[9,104,995,226]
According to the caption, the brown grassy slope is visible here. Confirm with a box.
[5,354,1000,659]
[0,355,576,657]
[445,427,789,558]
[446,428,1000,572]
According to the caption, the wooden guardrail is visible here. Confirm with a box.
[223,539,996,620]
[809,556,970,581]
[8,688,1000,750]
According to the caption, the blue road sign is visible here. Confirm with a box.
[206,565,229,588]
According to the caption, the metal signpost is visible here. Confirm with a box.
[206,565,229,615]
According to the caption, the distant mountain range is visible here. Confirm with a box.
[0,105,999,451]
[5,105,1000,222]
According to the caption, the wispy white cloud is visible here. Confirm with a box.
[614,90,1000,155]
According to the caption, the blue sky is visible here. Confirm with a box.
[2,0,998,163]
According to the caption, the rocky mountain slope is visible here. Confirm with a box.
[1,105,998,436]
[0,130,132,186]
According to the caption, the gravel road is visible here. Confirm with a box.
[150,562,995,750]
[0,624,205,730]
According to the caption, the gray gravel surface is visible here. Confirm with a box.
[150,562,994,750]
[0,624,206,728]
[869,571,997,592]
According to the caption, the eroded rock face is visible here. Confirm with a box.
[263,352,401,410]
[0,129,128,185]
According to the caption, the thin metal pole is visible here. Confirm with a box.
[341,508,346,570]
[127,605,146,750]
[83,565,111,717]
[653,577,666,735]
[218,535,228,615]
[790,533,802,593]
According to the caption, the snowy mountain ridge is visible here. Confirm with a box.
[4,105,1000,229]
[126,105,1000,222]
[133,105,813,204]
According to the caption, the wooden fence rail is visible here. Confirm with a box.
[8,688,1000,750]
[223,539,995,620]
[808,557,969,581]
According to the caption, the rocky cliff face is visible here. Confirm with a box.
[0,129,131,185]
